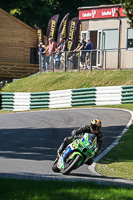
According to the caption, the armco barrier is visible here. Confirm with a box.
[71,88,96,106]
[121,85,133,104]
[49,89,72,108]
[13,92,30,111]
[1,92,14,111]
[95,86,122,106]
[1,92,31,111]
[30,92,49,109]
[1,85,133,111]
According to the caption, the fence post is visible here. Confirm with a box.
[65,52,67,72]
[104,50,106,70]
[39,54,43,72]
[52,53,54,72]
[90,51,92,71]
[78,52,80,71]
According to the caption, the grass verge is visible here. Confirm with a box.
[0,179,133,200]
[2,70,133,92]
[96,122,133,180]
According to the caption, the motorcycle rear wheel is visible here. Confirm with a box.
[62,154,82,175]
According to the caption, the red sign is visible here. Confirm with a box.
[79,6,126,20]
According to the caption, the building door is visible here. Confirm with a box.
[87,30,97,66]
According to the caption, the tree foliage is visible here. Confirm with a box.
[0,0,113,34]
[112,0,133,27]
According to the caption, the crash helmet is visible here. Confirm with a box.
[90,119,102,134]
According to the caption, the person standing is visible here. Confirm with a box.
[55,38,66,69]
[45,38,56,70]
[68,38,87,69]
[85,38,93,69]
[75,38,87,69]
[38,42,47,72]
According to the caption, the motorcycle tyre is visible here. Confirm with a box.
[62,154,82,175]
[52,158,61,173]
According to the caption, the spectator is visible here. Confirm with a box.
[75,38,87,69]
[54,52,61,69]
[68,38,87,69]
[56,38,66,69]
[45,38,56,70]
[38,42,47,72]
[85,38,93,69]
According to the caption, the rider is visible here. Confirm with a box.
[57,119,103,165]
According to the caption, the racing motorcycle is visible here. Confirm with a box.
[52,133,97,175]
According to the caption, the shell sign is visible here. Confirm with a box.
[79,6,126,20]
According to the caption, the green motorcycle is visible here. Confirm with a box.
[52,133,97,175]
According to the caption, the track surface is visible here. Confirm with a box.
[0,108,132,185]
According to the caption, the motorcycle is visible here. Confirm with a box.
[52,133,97,175]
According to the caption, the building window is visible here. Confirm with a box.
[81,31,87,42]
[30,48,39,64]
[127,28,133,49]
[102,29,118,50]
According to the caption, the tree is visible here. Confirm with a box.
[0,0,57,33]
[112,0,133,27]
[0,0,113,35]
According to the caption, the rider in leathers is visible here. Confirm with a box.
[57,119,103,165]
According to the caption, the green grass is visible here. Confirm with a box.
[98,104,133,111]
[96,123,133,179]
[2,70,133,92]
[0,178,133,200]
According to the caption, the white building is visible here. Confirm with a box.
[78,4,133,69]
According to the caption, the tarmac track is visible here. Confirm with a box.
[0,108,133,186]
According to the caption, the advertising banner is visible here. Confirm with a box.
[75,22,81,48]
[47,14,59,45]
[79,6,126,20]
[66,17,79,51]
[57,13,70,47]
[35,25,44,45]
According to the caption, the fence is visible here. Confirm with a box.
[1,85,133,111]
[39,48,133,72]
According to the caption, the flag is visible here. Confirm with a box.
[75,21,82,49]
[66,17,79,51]
[35,25,44,45]
[47,14,59,45]
[57,13,70,47]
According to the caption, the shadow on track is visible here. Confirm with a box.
[0,125,128,162]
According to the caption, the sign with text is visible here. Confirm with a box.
[66,17,79,51]
[35,25,44,45]
[47,14,59,45]
[79,6,126,20]
[57,13,70,47]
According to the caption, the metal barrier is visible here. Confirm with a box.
[30,92,49,109]
[71,88,96,106]
[95,86,122,106]
[1,85,133,111]
[49,89,72,108]
[1,92,14,111]
[121,85,133,104]
[39,48,133,72]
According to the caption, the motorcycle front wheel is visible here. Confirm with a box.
[62,154,82,175]
[52,157,61,172]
